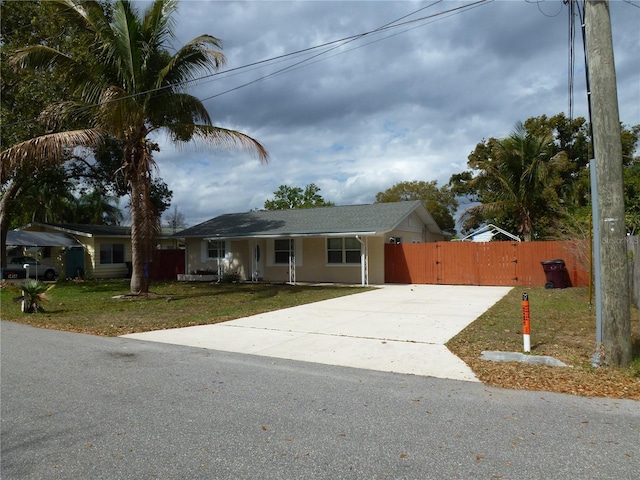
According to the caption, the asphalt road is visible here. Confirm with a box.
[2,321,639,479]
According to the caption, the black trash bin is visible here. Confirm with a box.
[541,259,571,289]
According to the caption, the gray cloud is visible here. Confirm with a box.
[150,0,639,226]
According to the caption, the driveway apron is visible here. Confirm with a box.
[123,284,512,381]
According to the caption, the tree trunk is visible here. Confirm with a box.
[128,167,160,295]
[129,189,145,293]
[0,181,23,269]
[520,209,533,242]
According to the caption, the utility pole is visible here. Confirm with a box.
[584,0,631,366]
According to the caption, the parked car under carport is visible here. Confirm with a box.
[9,256,58,281]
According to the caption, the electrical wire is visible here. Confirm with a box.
[568,0,576,122]
[530,0,564,18]
[3,0,493,130]
[199,0,494,102]
[115,0,491,105]
[573,0,595,155]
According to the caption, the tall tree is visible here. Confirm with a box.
[3,0,268,293]
[164,205,186,232]
[375,180,458,232]
[451,114,639,239]
[450,122,568,240]
[624,160,640,235]
[71,189,124,225]
[0,0,86,266]
[66,136,173,218]
[264,184,334,210]
[621,124,640,235]
[12,166,75,225]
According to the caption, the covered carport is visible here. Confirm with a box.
[6,230,85,278]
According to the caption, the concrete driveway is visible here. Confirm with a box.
[123,284,512,381]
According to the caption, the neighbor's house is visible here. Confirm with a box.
[18,223,182,279]
[177,201,444,285]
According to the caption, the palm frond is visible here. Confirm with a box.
[48,0,106,34]
[10,31,103,105]
[1,129,104,183]
[112,0,143,92]
[463,201,510,218]
[10,44,69,71]
[143,0,179,48]
[39,101,98,131]
[6,280,54,314]
[148,92,212,131]
[468,158,518,202]
[178,124,269,162]
[158,35,226,90]
[96,86,145,138]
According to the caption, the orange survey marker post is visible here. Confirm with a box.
[522,292,531,352]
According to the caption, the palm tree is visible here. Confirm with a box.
[2,0,268,293]
[14,166,76,224]
[461,122,564,241]
[70,189,124,225]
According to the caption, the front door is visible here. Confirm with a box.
[66,247,85,279]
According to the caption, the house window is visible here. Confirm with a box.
[327,238,361,264]
[274,239,294,264]
[100,243,125,264]
[207,240,226,259]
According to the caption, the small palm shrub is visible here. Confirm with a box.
[11,280,54,313]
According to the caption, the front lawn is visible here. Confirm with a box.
[0,280,370,336]
[447,286,640,400]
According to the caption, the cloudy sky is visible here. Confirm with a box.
[145,0,639,227]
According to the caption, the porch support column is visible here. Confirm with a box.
[355,236,368,286]
[251,239,256,282]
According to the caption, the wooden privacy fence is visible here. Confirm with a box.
[384,240,590,287]
[151,249,185,281]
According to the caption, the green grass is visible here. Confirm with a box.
[0,279,371,336]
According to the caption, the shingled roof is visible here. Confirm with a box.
[29,223,132,238]
[178,201,441,239]
[25,223,176,238]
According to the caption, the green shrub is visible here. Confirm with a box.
[220,272,241,283]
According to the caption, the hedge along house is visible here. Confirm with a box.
[177,201,444,285]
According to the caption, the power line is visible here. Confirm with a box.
[3,0,492,130]
[199,0,493,103]
[105,0,491,105]
[622,0,640,9]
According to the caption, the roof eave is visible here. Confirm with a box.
[203,231,380,241]
[25,222,94,238]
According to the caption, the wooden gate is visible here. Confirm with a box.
[384,240,589,287]
[151,249,185,281]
